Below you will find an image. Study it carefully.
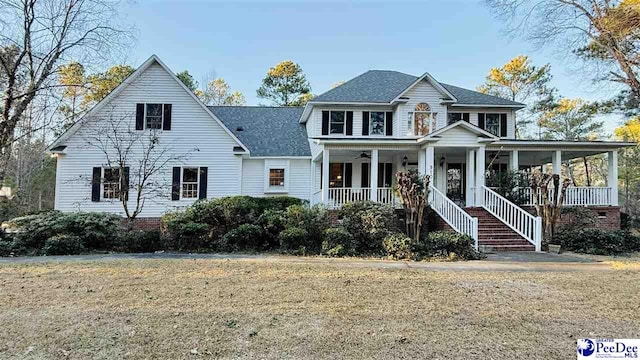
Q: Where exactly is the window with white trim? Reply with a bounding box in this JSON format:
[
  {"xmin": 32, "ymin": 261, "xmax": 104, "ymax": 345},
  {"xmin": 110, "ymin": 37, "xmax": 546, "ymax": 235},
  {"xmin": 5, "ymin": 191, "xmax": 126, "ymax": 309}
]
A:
[
  {"xmin": 103, "ymin": 168, "xmax": 120, "ymax": 199},
  {"xmin": 264, "ymin": 160, "xmax": 290, "ymax": 193},
  {"xmin": 269, "ymin": 168, "xmax": 285, "ymax": 187},
  {"xmin": 145, "ymin": 103, "xmax": 163, "ymax": 129},
  {"xmin": 485, "ymin": 113, "xmax": 500, "ymax": 136},
  {"xmin": 330, "ymin": 111, "xmax": 345, "ymax": 134},
  {"xmin": 407, "ymin": 103, "xmax": 436, "ymax": 136},
  {"xmin": 369, "ymin": 112, "xmax": 386, "ymax": 135},
  {"xmin": 181, "ymin": 167, "xmax": 199, "ymax": 199}
]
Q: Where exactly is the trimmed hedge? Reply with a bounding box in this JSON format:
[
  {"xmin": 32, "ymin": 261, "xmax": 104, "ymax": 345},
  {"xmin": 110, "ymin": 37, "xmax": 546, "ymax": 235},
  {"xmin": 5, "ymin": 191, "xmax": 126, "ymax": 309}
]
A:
[
  {"xmin": 553, "ymin": 228, "xmax": 640, "ymax": 255},
  {"xmin": 42, "ymin": 235, "xmax": 85, "ymax": 255},
  {"xmin": 221, "ymin": 224, "xmax": 265, "ymax": 251}
]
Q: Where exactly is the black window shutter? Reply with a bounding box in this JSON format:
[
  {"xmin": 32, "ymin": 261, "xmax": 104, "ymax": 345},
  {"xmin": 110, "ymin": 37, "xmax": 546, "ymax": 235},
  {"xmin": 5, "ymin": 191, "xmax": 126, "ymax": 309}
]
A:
[
  {"xmin": 362, "ymin": 112, "xmax": 369, "ymax": 135},
  {"xmin": 384, "ymin": 163, "xmax": 393, "ymax": 187},
  {"xmin": 463, "ymin": 113, "xmax": 470, "ymax": 122},
  {"xmin": 321, "ymin": 111, "xmax": 329, "ymax": 135},
  {"xmin": 171, "ymin": 167, "xmax": 180, "ymax": 201},
  {"xmin": 135, "ymin": 104, "xmax": 144, "ymax": 130},
  {"xmin": 377, "ymin": 163, "xmax": 385, "ymax": 188},
  {"xmin": 385, "ymin": 112, "xmax": 393, "ymax": 136},
  {"xmin": 478, "ymin": 113, "xmax": 485, "ymax": 129},
  {"xmin": 500, "ymin": 114, "xmax": 507, "ymax": 137},
  {"xmin": 163, "ymin": 104, "xmax": 172, "ymax": 130},
  {"xmin": 344, "ymin": 163, "xmax": 352, "ymax": 188},
  {"xmin": 199, "ymin": 167, "xmax": 208, "ymax": 200},
  {"xmin": 121, "ymin": 167, "xmax": 130, "ymax": 201},
  {"xmin": 91, "ymin": 167, "xmax": 101, "ymax": 202},
  {"xmin": 361, "ymin": 163, "xmax": 369, "ymax": 188},
  {"xmin": 320, "ymin": 163, "xmax": 322, "ymax": 187},
  {"xmin": 345, "ymin": 111, "xmax": 353, "ymax": 136}
]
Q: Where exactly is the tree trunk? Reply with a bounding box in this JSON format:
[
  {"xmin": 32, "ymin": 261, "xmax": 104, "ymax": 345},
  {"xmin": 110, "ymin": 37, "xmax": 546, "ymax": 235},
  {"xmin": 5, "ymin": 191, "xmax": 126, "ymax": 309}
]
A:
[{"xmin": 582, "ymin": 157, "xmax": 591, "ymax": 187}]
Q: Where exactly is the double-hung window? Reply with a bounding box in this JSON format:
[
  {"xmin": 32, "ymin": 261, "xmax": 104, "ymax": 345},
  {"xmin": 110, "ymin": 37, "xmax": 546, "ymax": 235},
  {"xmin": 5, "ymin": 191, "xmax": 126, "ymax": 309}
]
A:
[
  {"xmin": 264, "ymin": 160, "xmax": 290, "ymax": 193},
  {"xmin": 181, "ymin": 167, "xmax": 199, "ymax": 199},
  {"xmin": 103, "ymin": 168, "xmax": 120, "ymax": 199},
  {"xmin": 330, "ymin": 111, "xmax": 345, "ymax": 134},
  {"xmin": 485, "ymin": 113, "xmax": 500, "ymax": 136},
  {"xmin": 145, "ymin": 104, "xmax": 163, "ymax": 129},
  {"xmin": 369, "ymin": 112, "xmax": 386, "ymax": 135},
  {"xmin": 269, "ymin": 169, "xmax": 285, "ymax": 187}
]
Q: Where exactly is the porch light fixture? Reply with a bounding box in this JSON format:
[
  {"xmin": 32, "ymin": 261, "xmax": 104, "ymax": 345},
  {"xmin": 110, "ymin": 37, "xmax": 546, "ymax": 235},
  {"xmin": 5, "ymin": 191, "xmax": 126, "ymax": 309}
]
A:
[
  {"xmin": 439, "ymin": 156, "xmax": 446, "ymax": 167},
  {"xmin": 402, "ymin": 155, "xmax": 408, "ymax": 167}
]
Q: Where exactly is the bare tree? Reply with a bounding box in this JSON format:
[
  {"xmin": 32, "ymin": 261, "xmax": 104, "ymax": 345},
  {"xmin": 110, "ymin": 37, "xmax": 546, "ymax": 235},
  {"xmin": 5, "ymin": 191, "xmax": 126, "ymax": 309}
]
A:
[
  {"xmin": 0, "ymin": 0, "xmax": 132, "ymax": 183},
  {"xmin": 529, "ymin": 171, "xmax": 571, "ymax": 243},
  {"xmin": 486, "ymin": 0, "xmax": 640, "ymax": 103},
  {"xmin": 81, "ymin": 107, "xmax": 196, "ymax": 228},
  {"xmin": 394, "ymin": 170, "xmax": 430, "ymax": 243}
]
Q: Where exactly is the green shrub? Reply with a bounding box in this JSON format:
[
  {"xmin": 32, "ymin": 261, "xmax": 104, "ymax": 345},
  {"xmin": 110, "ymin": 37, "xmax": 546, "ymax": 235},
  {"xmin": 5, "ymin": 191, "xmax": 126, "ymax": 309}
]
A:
[
  {"xmin": 283, "ymin": 205, "xmax": 331, "ymax": 250},
  {"xmin": 421, "ymin": 231, "xmax": 483, "ymax": 260},
  {"xmin": 42, "ymin": 235, "xmax": 86, "ymax": 255},
  {"xmin": 161, "ymin": 196, "xmax": 304, "ymax": 248},
  {"xmin": 222, "ymin": 224, "xmax": 265, "ymax": 251},
  {"xmin": 338, "ymin": 201, "xmax": 396, "ymax": 254},
  {"xmin": 6, "ymin": 211, "xmax": 121, "ymax": 250},
  {"xmin": 256, "ymin": 210, "xmax": 286, "ymax": 249},
  {"xmin": 553, "ymin": 228, "xmax": 640, "ymax": 255},
  {"xmin": 383, "ymin": 232, "xmax": 414, "ymax": 260},
  {"xmin": 116, "ymin": 230, "xmax": 163, "ymax": 253},
  {"xmin": 278, "ymin": 227, "xmax": 309, "ymax": 251},
  {"xmin": 163, "ymin": 217, "xmax": 209, "ymax": 251},
  {"xmin": 322, "ymin": 227, "xmax": 354, "ymax": 256}
]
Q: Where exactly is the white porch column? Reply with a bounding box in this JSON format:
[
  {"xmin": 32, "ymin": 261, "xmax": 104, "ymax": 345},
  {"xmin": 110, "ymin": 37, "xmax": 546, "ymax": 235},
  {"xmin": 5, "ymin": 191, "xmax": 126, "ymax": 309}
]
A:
[
  {"xmin": 466, "ymin": 149, "xmax": 475, "ymax": 207},
  {"xmin": 608, "ymin": 150, "xmax": 619, "ymax": 206},
  {"xmin": 321, "ymin": 149, "xmax": 330, "ymax": 203},
  {"xmin": 509, "ymin": 150, "xmax": 519, "ymax": 172},
  {"xmin": 425, "ymin": 146, "xmax": 435, "ymax": 182},
  {"xmin": 370, "ymin": 149, "xmax": 379, "ymax": 201},
  {"xmin": 418, "ymin": 147, "xmax": 426, "ymax": 175},
  {"xmin": 475, "ymin": 146, "xmax": 485, "ymax": 206},
  {"xmin": 552, "ymin": 150, "xmax": 562, "ymax": 175}
]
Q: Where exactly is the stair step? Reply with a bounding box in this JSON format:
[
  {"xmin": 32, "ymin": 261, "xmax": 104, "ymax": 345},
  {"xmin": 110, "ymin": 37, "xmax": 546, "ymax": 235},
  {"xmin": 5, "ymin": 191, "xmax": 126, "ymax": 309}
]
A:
[
  {"xmin": 479, "ymin": 240, "xmax": 532, "ymax": 245},
  {"xmin": 479, "ymin": 244, "xmax": 536, "ymax": 252}
]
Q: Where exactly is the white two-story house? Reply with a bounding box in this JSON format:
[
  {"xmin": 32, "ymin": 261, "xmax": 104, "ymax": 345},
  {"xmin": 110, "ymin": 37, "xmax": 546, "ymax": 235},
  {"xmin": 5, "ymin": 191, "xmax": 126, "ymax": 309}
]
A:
[{"xmin": 49, "ymin": 55, "xmax": 632, "ymax": 251}]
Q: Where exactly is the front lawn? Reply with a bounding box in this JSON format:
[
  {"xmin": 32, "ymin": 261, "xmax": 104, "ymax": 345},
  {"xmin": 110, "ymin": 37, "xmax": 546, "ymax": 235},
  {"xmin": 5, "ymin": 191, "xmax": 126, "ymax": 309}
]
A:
[{"xmin": 1, "ymin": 258, "xmax": 639, "ymax": 359}]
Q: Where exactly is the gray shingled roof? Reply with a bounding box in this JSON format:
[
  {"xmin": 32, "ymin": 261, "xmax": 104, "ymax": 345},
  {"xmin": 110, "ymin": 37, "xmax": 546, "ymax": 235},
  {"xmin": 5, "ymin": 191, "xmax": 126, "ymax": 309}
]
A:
[
  {"xmin": 209, "ymin": 106, "xmax": 310, "ymax": 157},
  {"xmin": 311, "ymin": 70, "xmax": 524, "ymax": 107}
]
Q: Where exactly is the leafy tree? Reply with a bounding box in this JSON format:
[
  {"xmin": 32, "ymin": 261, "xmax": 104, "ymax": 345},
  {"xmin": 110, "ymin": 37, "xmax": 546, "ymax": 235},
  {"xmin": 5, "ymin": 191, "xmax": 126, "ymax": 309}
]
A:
[
  {"xmin": 478, "ymin": 55, "xmax": 554, "ymax": 138},
  {"xmin": 486, "ymin": 0, "xmax": 640, "ymax": 114},
  {"xmin": 538, "ymin": 98, "xmax": 605, "ymax": 186},
  {"xmin": 290, "ymin": 92, "xmax": 314, "ymax": 106},
  {"xmin": 84, "ymin": 65, "xmax": 135, "ymax": 105},
  {"xmin": 176, "ymin": 70, "xmax": 198, "ymax": 92},
  {"xmin": 200, "ymin": 78, "xmax": 246, "ymax": 106},
  {"xmin": 257, "ymin": 60, "xmax": 311, "ymax": 106},
  {"xmin": 614, "ymin": 118, "xmax": 640, "ymax": 217}
]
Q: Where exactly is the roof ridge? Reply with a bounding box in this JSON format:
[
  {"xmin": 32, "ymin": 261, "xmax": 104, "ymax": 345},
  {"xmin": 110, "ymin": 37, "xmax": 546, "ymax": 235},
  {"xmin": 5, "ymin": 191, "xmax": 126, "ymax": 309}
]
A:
[{"xmin": 208, "ymin": 105, "xmax": 304, "ymax": 109}]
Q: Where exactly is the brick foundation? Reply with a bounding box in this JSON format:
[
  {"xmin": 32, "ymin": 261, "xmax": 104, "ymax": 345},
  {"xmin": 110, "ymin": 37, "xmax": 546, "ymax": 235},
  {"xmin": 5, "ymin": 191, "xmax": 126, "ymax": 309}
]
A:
[
  {"xmin": 121, "ymin": 217, "xmax": 162, "ymax": 230},
  {"xmin": 522, "ymin": 206, "xmax": 621, "ymax": 230}
]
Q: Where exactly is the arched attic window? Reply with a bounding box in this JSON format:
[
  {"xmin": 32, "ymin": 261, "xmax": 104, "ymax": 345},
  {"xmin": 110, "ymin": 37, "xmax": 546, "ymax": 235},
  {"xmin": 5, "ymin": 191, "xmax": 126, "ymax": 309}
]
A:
[{"xmin": 408, "ymin": 102, "xmax": 437, "ymax": 136}]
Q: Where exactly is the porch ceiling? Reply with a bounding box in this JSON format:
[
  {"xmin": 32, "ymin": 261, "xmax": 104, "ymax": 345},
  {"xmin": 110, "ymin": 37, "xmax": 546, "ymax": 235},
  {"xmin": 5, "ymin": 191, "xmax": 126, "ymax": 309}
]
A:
[{"xmin": 487, "ymin": 149, "xmax": 611, "ymax": 166}]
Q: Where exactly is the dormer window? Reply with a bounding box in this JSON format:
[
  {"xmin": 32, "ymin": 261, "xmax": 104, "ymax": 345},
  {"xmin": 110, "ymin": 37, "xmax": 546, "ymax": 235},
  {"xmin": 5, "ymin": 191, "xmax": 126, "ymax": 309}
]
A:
[{"xmin": 408, "ymin": 103, "xmax": 436, "ymax": 136}]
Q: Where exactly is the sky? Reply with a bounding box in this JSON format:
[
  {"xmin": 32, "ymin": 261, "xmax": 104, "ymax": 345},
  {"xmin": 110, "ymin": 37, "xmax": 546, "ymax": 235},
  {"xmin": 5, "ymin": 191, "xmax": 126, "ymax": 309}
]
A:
[{"xmin": 120, "ymin": 0, "xmax": 624, "ymax": 132}]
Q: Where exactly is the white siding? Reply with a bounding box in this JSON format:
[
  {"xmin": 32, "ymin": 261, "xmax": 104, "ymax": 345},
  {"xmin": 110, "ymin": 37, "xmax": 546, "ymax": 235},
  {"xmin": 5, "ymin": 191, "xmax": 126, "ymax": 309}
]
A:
[
  {"xmin": 55, "ymin": 62, "xmax": 243, "ymax": 217},
  {"xmin": 432, "ymin": 127, "xmax": 482, "ymax": 147},
  {"xmin": 241, "ymin": 159, "xmax": 311, "ymax": 200},
  {"xmin": 399, "ymin": 80, "xmax": 448, "ymax": 136}
]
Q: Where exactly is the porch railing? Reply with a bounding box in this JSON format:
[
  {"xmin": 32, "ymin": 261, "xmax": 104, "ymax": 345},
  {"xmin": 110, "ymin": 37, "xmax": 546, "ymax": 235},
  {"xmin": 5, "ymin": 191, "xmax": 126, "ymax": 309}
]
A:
[
  {"xmin": 482, "ymin": 186, "xmax": 542, "ymax": 251},
  {"xmin": 494, "ymin": 186, "xmax": 613, "ymax": 207},
  {"xmin": 322, "ymin": 187, "xmax": 397, "ymax": 209},
  {"xmin": 429, "ymin": 185, "xmax": 478, "ymax": 249}
]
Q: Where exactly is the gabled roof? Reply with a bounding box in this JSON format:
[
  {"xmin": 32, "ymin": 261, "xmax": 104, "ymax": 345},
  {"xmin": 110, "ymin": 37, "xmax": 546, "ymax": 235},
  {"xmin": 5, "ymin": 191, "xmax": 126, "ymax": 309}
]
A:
[
  {"xmin": 309, "ymin": 70, "xmax": 524, "ymax": 107},
  {"xmin": 209, "ymin": 106, "xmax": 311, "ymax": 157},
  {"xmin": 420, "ymin": 120, "xmax": 499, "ymax": 143},
  {"xmin": 48, "ymin": 55, "xmax": 248, "ymax": 152}
]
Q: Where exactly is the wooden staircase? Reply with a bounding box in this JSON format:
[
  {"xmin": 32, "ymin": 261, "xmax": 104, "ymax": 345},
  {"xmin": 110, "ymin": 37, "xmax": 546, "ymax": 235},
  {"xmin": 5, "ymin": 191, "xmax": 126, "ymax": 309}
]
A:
[{"xmin": 464, "ymin": 208, "xmax": 535, "ymax": 252}]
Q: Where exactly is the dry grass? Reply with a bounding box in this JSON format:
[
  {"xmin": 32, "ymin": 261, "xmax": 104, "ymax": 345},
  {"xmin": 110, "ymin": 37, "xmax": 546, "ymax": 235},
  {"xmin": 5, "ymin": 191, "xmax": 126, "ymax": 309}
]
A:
[{"xmin": 0, "ymin": 258, "xmax": 639, "ymax": 359}]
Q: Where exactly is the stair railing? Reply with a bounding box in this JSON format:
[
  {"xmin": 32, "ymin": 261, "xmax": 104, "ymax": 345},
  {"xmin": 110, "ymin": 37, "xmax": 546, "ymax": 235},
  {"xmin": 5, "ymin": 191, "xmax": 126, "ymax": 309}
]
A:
[
  {"xmin": 481, "ymin": 186, "xmax": 542, "ymax": 251},
  {"xmin": 429, "ymin": 185, "xmax": 478, "ymax": 250}
]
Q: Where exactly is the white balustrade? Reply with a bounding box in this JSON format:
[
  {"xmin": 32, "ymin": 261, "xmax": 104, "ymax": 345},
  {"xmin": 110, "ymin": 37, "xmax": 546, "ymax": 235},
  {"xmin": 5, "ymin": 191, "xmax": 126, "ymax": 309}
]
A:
[
  {"xmin": 482, "ymin": 186, "xmax": 542, "ymax": 251},
  {"xmin": 429, "ymin": 185, "xmax": 478, "ymax": 249},
  {"xmin": 515, "ymin": 187, "xmax": 612, "ymax": 207}
]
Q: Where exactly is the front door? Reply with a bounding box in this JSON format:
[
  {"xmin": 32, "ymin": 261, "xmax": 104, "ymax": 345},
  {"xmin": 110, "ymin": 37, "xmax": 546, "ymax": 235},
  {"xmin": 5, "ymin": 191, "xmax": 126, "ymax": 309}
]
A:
[{"xmin": 446, "ymin": 163, "xmax": 466, "ymax": 206}]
